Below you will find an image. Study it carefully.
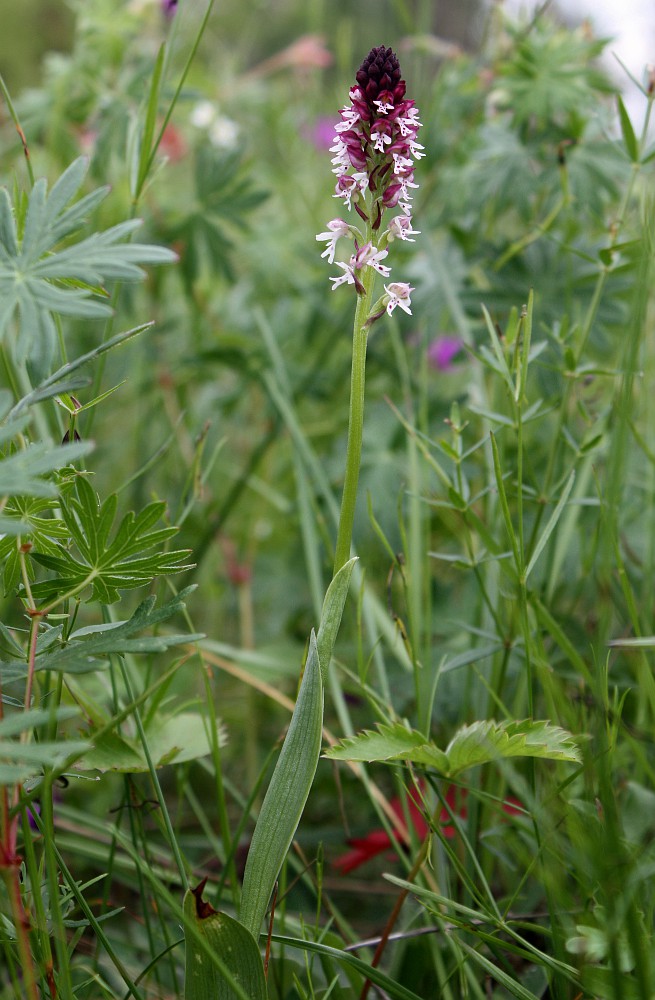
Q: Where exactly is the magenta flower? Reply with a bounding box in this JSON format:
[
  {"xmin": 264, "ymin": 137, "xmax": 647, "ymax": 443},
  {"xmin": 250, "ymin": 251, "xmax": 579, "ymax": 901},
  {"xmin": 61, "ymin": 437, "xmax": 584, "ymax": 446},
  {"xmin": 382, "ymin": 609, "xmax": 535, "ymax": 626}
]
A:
[
  {"xmin": 428, "ymin": 336, "xmax": 463, "ymax": 372},
  {"xmin": 318, "ymin": 45, "xmax": 422, "ymax": 312},
  {"xmin": 307, "ymin": 117, "xmax": 340, "ymax": 151},
  {"xmin": 161, "ymin": 0, "xmax": 177, "ymax": 17}
]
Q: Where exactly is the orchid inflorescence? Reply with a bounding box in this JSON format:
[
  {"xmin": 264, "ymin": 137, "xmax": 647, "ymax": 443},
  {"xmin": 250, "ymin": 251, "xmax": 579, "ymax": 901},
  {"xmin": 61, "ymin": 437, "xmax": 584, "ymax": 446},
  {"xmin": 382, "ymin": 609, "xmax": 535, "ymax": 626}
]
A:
[{"xmin": 317, "ymin": 45, "xmax": 423, "ymax": 318}]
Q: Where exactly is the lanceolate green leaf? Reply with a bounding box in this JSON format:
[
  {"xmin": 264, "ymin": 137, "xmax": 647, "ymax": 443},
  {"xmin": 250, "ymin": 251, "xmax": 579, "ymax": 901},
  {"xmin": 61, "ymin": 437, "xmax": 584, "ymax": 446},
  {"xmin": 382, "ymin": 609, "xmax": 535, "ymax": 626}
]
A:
[
  {"xmin": 183, "ymin": 882, "xmax": 267, "ymax": 1000},
  {"xmin": 239, "ymin": 630, "xmax": 323, "ymax": 938},
  {"xmin": 238, "ymin": 560, "xmax": 354, "ymax": 938},
  {"xmin": 316, "ymin": 557, "xmax": 356, "ymax": 680}
]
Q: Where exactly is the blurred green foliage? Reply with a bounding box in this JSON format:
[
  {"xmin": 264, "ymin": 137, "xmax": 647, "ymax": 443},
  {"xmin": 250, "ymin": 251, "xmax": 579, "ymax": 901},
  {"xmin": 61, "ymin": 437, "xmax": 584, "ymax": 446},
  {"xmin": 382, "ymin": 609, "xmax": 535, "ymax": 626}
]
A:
[{"xmin": 1, "ymin": 0, "xmax": 655, "ymax": 996}]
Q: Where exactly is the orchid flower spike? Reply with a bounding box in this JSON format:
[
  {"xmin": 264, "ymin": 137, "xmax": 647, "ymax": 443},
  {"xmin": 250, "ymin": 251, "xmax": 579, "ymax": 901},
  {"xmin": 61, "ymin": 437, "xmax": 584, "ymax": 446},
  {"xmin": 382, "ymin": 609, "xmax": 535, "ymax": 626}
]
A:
[{"xmin": 317, "ymin": 45, "xmax": 422, "ymax": 314}]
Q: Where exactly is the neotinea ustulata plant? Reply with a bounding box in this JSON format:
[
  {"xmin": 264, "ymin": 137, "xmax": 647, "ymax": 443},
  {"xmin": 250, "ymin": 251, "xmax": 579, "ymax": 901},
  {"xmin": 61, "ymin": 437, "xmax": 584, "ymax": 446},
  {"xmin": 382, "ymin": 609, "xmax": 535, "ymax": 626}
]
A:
[{"xmin": 182, "ymin": 44, "xmax": 580, "ymax": 997}]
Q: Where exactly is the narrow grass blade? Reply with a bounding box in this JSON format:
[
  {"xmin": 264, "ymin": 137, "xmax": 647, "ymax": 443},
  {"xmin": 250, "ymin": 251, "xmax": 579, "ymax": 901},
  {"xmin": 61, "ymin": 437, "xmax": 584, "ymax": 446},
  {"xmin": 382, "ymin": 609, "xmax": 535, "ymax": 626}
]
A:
[
  {"xmin": 525, "ymin": 471, "xmax": 575, "ymax": 580},
  {"xmin": 481, "ymin": 304, "xmax": 514, "ymax": 391},
  {"xmin": 134, "ymin": 43, "xmax": 166, "ymax": 199},
  {"xmin": 490, "ymin": 431, "xmax": 521, "ymax": 573}
]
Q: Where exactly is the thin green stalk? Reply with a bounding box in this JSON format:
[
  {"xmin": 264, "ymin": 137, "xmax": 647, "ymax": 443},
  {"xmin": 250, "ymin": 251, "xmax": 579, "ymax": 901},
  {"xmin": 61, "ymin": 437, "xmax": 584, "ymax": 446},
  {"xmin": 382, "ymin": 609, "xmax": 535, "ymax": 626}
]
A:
[
  {"xmin": 19, "ymin": 806, "xmax": 55, "ymax": 990},
  {"xmin": 333, "ymin": 267, "xmax": 376, "ymax": 575},
  {"xmin": 0, "ymin": 73, "xmax": 34, "ymax": 187},
  {"xmin": 101, "ymin": 618, "xmax": 189, "ymax": 892},
  {"xmin": 40, "ymin": 775, "xmax": 74, "ymax": 999}
]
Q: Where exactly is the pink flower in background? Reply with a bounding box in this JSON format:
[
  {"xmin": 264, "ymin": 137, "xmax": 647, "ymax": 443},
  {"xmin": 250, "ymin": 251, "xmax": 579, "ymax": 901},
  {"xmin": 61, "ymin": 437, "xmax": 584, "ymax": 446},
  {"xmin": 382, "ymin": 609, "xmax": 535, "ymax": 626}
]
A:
[
  {"xmin": 307, "ymin": 117, "xmax": 340, "ymax": 151},
  {"xmin": 428, "ymin": 336, "xmax": 463, "ymax": 372},
  {"xmin": 161, "ymin": 0, "xmax": 177, "ymax": 17}
]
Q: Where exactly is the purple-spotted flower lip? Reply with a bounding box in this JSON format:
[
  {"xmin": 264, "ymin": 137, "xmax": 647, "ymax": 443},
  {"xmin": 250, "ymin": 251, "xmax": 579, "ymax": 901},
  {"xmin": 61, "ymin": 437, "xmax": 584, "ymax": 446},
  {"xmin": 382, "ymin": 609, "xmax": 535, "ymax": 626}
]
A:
[
  {"xmin": 318, "ymin": 45, "xmax": 421, "ymax": 311},
  {"xmin": 330, "ymin": 241, "xmax": 391, "ymax": 293},
  {"xmin": 384, "ymin": 282, "xmax": 414, "ymax": 316}
]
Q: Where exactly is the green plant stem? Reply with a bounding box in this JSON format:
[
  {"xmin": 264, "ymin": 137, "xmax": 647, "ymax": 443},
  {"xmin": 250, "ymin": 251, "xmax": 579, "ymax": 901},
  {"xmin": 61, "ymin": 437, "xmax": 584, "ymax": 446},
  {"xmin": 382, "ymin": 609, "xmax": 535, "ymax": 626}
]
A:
[{"xmin": 333, "ymin": 269, "xmax": 376, "ymax": 575}]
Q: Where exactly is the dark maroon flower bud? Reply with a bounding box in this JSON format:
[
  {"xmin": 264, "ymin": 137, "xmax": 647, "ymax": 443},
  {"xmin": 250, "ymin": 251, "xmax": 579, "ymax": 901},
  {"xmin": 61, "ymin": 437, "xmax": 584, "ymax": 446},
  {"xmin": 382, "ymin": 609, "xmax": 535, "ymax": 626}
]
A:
[{"xmin": 355, "ymin": 46, "xmax": 406, "ymax": 112}]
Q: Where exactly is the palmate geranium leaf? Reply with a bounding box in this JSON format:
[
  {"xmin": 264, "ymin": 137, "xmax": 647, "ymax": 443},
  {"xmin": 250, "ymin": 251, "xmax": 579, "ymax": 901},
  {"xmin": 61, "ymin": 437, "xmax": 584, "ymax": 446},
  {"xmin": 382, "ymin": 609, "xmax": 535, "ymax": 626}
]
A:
[
  {"xmin": 0, "ymin": 157, "xmax": 177, "ymax": 374},
  {"xmin": 29, "ymin": 475, "xmax": 193, "ymax": 606}
]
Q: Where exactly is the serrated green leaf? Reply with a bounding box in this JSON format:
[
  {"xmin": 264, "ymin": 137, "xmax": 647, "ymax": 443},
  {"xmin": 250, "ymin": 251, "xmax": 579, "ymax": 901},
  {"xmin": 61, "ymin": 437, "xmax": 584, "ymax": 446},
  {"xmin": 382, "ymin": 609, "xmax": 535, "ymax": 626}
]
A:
[
  {"xmin": 445, "ymin": 719, "xmax": 581, "ymax": 776},
  {"xmin": 323, "ymin": 722, "xmax": 448, "ymax": 771},
  {"xmin": 183, "ymin": 884, "xmax": 267, "ymax": 1000},
  {"xmin": 325, "ymin": 719, "xmax": 579, "ymax": 777}
]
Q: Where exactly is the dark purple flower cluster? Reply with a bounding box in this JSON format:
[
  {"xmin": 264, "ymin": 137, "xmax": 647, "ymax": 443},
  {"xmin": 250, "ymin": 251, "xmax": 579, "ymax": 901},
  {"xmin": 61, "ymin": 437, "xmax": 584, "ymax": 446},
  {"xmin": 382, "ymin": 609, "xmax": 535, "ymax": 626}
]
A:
[
  {"xmin": 317, "ymin": 46, "xmax": 422, "ymax": 315},
  {"xmin": 331, "ymin": 45, "xmax": 423, "ymax": 230}
]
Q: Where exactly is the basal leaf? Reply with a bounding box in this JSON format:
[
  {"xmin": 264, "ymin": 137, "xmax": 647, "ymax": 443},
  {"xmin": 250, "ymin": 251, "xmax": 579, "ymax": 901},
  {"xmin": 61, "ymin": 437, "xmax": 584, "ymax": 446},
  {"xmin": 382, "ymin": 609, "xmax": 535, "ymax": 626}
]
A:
[
  {"xmin": 316, "ymin": 556, "xmax": 356, "ymax": 681},
  {"xmin": 79, "ymin": 711, "xmax": 226, "ymax": 773},
  {"xmin": 183, "ymin": 881, "xmax": 267, "ymax": 1000},
  {"xmin": 240, "ymin": 629, "xmax": 324, "ymax": 939}
]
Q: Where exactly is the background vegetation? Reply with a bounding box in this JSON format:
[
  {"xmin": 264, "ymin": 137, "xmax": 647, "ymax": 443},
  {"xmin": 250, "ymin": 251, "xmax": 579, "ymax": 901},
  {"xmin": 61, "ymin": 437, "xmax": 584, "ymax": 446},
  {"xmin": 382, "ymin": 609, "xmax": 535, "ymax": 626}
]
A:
[{"xmin": 0, "ymin": 1, "xmax": 654, "ymax": 998}]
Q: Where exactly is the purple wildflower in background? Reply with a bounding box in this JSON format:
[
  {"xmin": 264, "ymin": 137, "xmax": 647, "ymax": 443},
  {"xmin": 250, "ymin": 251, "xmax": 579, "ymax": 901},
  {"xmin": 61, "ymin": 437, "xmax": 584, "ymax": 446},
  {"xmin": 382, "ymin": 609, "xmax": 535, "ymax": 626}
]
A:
[
  {"xmin": 307, "ymin": 117, "xmax": 340, "ymax": 151},
  {"xmin": 427, "ymin": 336, "xmax": 463, "ymax": 372},
  {"xmin": 317, "ymin": 45, "xmax": 423, "ymax": 318},
  {"xmin": 161, "ymin": 0, "xmax": 178, "ymax": 17}
]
